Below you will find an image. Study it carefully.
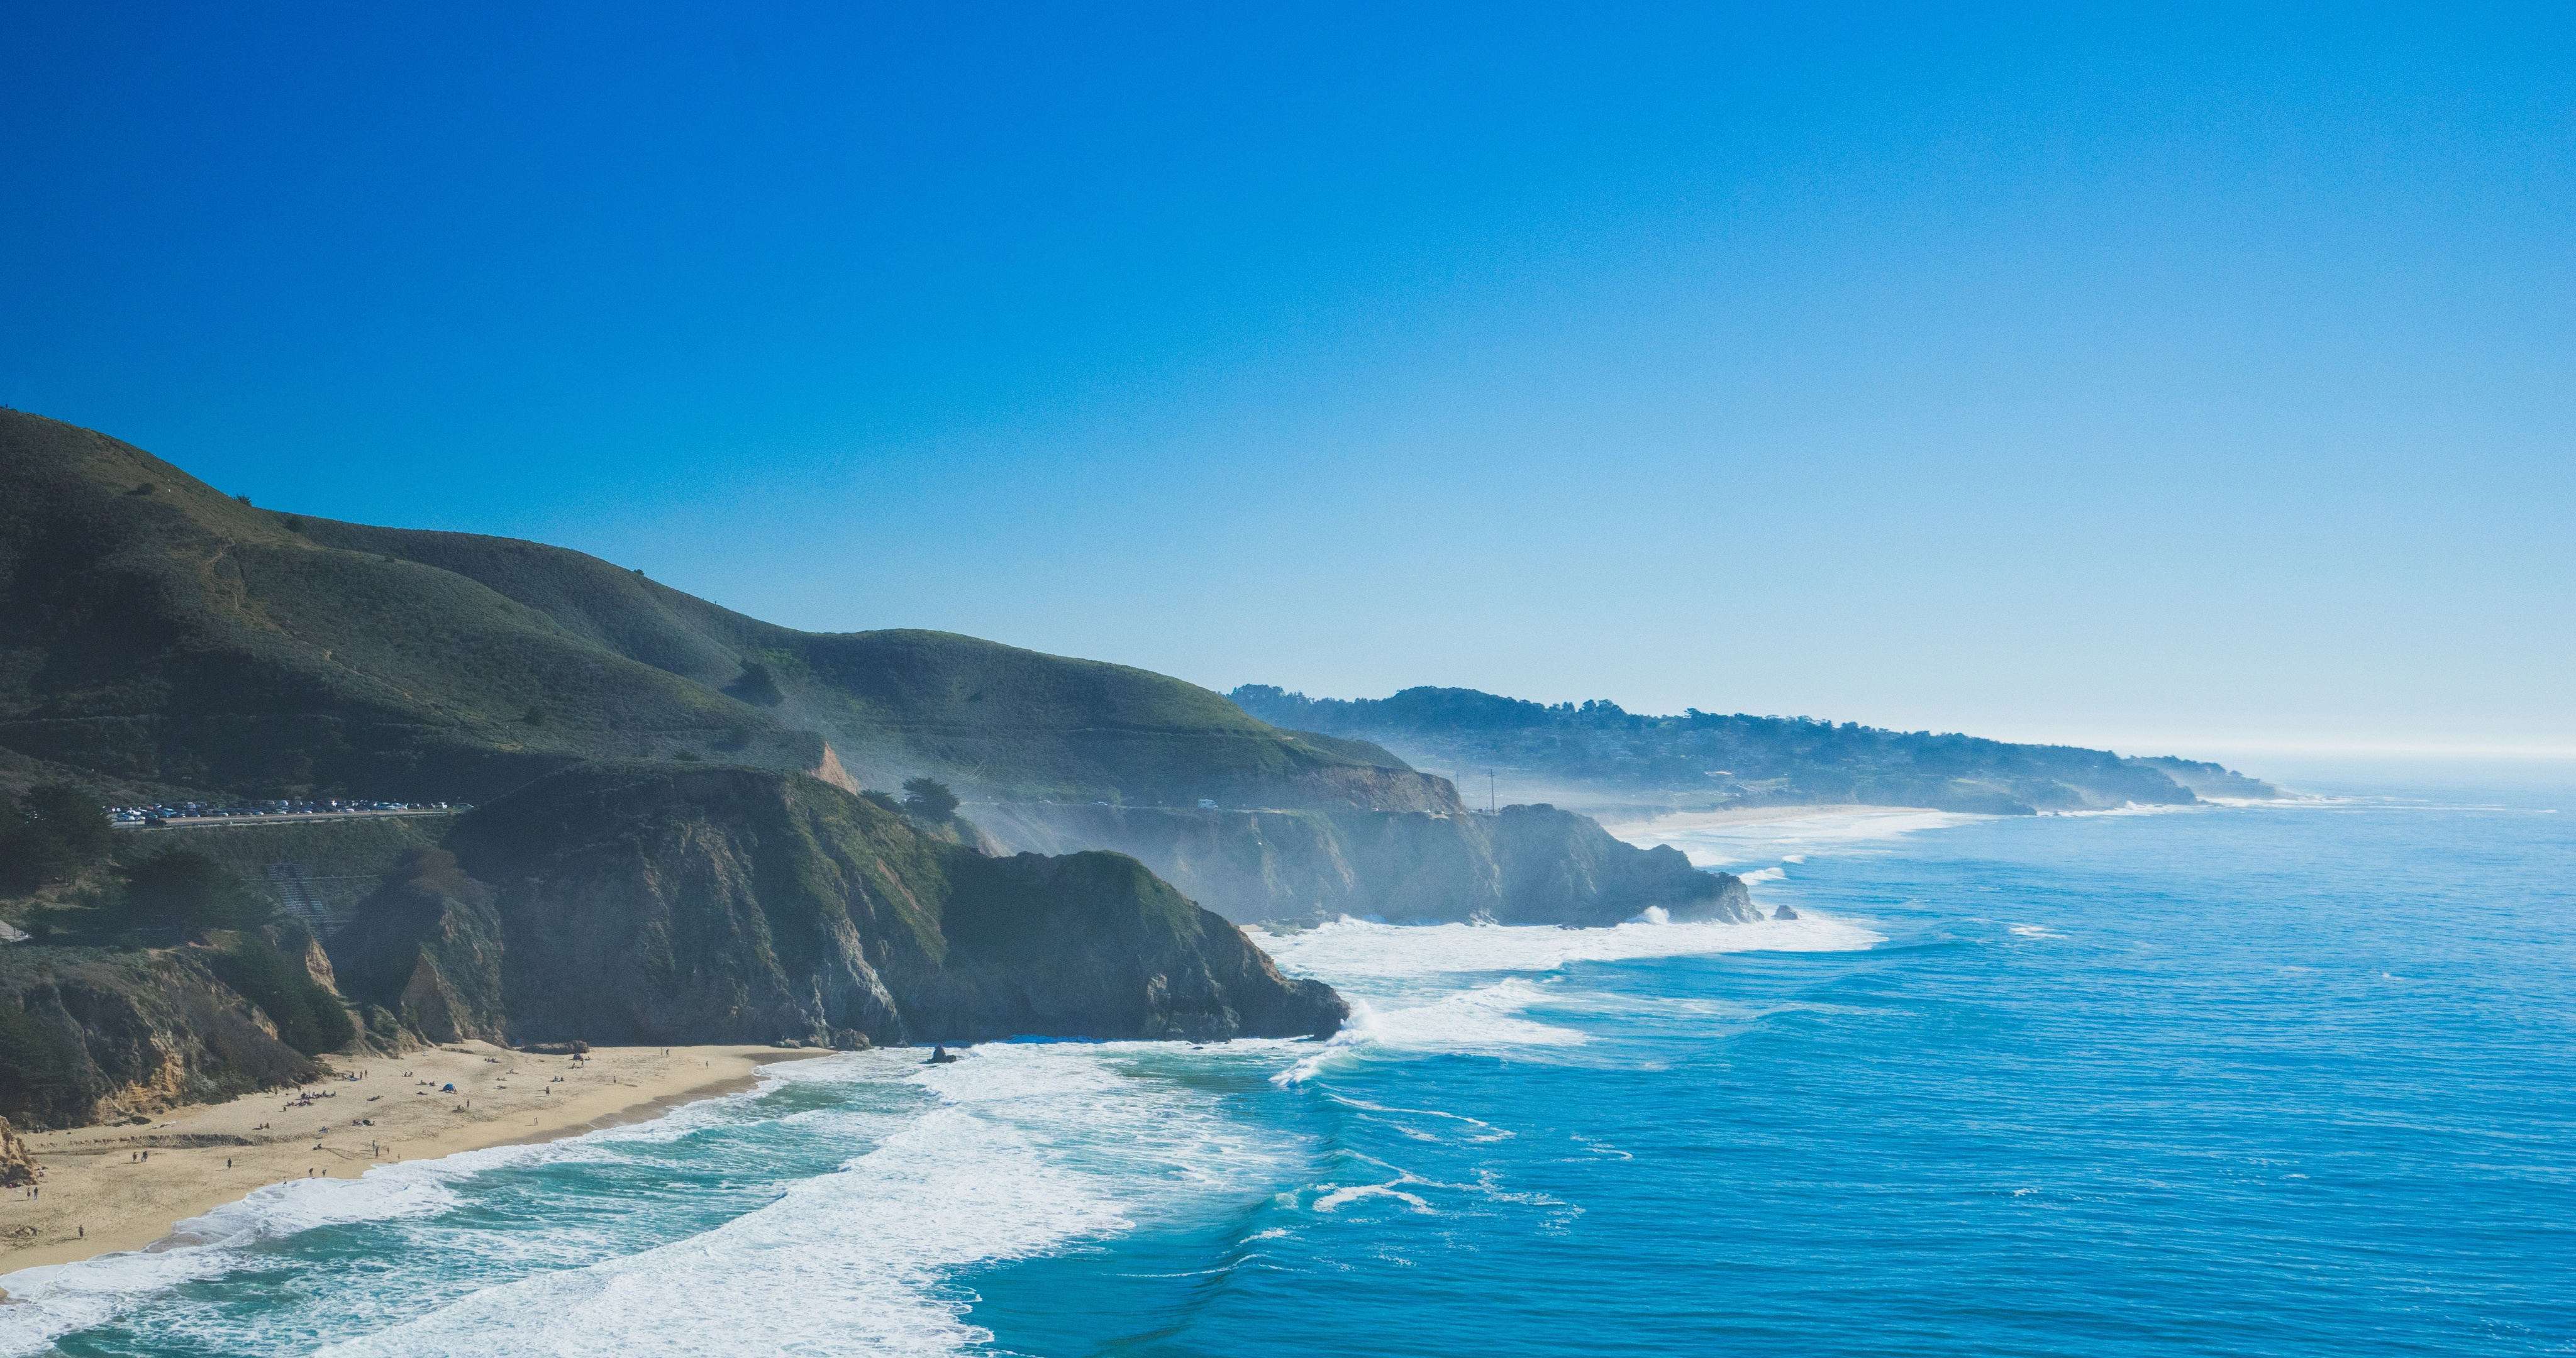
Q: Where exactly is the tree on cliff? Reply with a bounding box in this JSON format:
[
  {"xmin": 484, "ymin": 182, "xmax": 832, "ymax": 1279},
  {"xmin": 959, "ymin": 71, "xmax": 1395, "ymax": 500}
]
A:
[
  {"xmin": 119, "ymin": 849, "xmax": 269, "ymax": 939},
  {"xmin": 902, "ymin": 777, "xmax": 960, "ymax": 822},
  {"xmin": 0, "ymin": 782, "xmax": 115, "ymax": 892}
]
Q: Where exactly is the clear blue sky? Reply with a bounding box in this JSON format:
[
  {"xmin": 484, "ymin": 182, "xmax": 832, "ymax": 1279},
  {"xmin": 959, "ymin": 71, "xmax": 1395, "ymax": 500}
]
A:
[{"xmin": 5, "ymin": 4, "xmax": 2569, "ymax": 756}]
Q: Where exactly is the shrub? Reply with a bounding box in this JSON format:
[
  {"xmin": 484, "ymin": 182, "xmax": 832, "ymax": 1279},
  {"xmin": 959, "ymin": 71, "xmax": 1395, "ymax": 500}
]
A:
[
  {"xmin": 207, "ymin": 935, "xmax": 355, "ymax": 1056},
  {"xmin": 0, "ymin": 783, "xmax": 114, "ymax": 893},
  {"xmin": 0, "ymin": 1001, "xmax": 86, "ymax": 1124},
  {"xmin": 726, "ymin": 662, "xmax": 786, "ymax": 707},
  {"xmin": 120, "ymin": 849, "xmax": 269, "ymax": 939},
  {"xmin": 901, "ymin": 777, "xmax": 960, "ymax": 822}
]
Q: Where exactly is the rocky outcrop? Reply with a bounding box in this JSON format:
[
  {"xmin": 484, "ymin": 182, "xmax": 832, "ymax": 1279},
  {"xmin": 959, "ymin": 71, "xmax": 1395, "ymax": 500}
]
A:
[
  {"xmin": 422, "ymin": 764, "xmax": 1343, "ymax": 1046},
  {"xmin": 0, "ymin": 1115, "xmax": 38, "ymax": 1187},
  {"xmin": 262, "ymin": 919, "xmax": 341, "ymax": 995},
  {"xmin": 2123, "ymin": 756, "xmax": 2281, "ymax": 800},
  {"xmin": 0, "ymin": 947, "xmax": 319, "ymax": 1130},
  {"xmin": 898, "ymin": 850, "xmax": 1343, "ymax": 1041},
  {"xmin": 978, "ymin": 800, "xmax": 1758, "ymax": 927},
  {"xmin": 329, "ymin": 847, "xmax": 509, "ymax": 1045},
  {"xmin": 1482, "ymin": 804, "xmax": 1754, "ymax": 926}
]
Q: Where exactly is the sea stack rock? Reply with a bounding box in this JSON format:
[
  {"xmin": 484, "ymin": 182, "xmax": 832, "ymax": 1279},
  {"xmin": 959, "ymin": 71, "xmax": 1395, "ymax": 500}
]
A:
[
  {"xmin": 1771, "ymin": 904, "xmax": 1799, "ymax": 920},
  {"xmin": 0, "ymin": 1115, "xmax": 40, "ymax": 1187}
]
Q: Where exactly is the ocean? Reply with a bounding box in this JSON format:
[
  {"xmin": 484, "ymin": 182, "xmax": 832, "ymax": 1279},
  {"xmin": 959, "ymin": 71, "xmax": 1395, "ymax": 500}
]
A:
[{"xmin": 4, "ymin": 763, "xmax": 2570, "ymax": 1356}]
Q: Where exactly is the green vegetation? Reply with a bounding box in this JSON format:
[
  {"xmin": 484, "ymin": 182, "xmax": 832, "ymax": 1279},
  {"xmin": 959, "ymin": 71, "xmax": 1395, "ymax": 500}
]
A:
[
  {"xmin": 1228, "ymin": 685, "xmax": 2273, "ymax": 814},
  {"xmin": 153, "ymin": 814, "xmax": 444, "ymax": 925},
  {"xmin": 0, "ymin": 409, "xmax": 1444, "ymax": 813},
  {"xmin": 0, "ymin": 995, "xmax": 87, "ymax": 1118},
  {"xmin": 119, "ymin": 847, "xmax": 270, "ymax": 939},
  {"xmin": 0, "ymin": 782, "xmax": 114, "ymax": 892},
  {"xmin": 425, "ymin": 764, "xmax": 1341, "ymax": 1045},
  {"xmin": 902, "ymin": 776, "xmax": 960, "ymax": 822},
  {"xmin": 205, "ymin": 933, "xmax": 355, "ymax": 1055}
]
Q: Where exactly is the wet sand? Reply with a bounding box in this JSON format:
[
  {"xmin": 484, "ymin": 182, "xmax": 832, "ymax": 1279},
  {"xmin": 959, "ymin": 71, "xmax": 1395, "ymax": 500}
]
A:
[{"xmin": 0, "ymin": 1042, "xmax": 830, "ymax": 1274}]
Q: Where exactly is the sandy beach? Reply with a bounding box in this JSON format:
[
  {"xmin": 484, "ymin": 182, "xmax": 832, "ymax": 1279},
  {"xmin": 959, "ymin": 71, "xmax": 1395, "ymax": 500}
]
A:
[
  {"xmin": 1594, "ymin": 803, "xmax": 1943, "ymax": 837},
  {"xmin": 0, "ymin": 1042, "xmax": 830, "ymax": 1275}
]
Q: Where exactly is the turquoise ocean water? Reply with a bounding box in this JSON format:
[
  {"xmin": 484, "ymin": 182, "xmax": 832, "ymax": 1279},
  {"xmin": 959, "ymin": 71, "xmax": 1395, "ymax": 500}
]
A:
[{"xmin": 4, "ymin": 765, "xmax": 2570, "ymax": 1355}]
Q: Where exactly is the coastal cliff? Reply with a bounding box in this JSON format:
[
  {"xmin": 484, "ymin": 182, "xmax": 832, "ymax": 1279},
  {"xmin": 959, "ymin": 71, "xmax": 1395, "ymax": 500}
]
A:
[
  {"xmin": 339, "ymin": 765, "xmax": 1345, "ymax": 1047},
  {"xmin": 0, "ymin": 947, "xmax": 321, "ymax": 1129},
  {"xmin": 977, "ymin": 801, "xmax": 1756, "ymax": 927},
  {"xmin": 330, "ymin": 847, "xmax": 509, "ymax": 1046},
  {"xmin": 1, "ymin": 768, "xmax": 1346, "ymax": 1131}
]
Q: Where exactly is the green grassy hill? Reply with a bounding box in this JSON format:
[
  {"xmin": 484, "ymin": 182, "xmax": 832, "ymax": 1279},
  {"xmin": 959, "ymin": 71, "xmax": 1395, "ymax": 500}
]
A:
[{"xmin": 0, "ymin": 410, "xmax": 1449, "ymax": 811}]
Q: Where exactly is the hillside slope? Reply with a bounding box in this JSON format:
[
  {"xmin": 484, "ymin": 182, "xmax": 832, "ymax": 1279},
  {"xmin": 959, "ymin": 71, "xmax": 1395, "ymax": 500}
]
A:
[
  {"xmin": 1231, "ymin": 685, "xmax": 2279, "ymax": 815},
  {"xmin": 0, "ymin": 409, "xmax": 1446, "ymax": 811}
]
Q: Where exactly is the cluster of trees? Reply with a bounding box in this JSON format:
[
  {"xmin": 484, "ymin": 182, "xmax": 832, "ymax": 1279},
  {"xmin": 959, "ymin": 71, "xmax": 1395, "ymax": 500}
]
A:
[
  {"xmin": 858, "ymin": 778, "xmax": 961, "ymax": 824},
  {"xmin": 0, "ymin": 776, "xmax": 276, "ymax": 944},
  {"xmin": 109, "ymin": 847, "xmax": 353, "ymax": 1052},
  {"xmin": 117, "ymin": 847, "xmax": 272, "ymax": 938},
  {"xmin": 0, "ymin": 783, "xmax": 116, "ymax": 893},
  {"xmin": 3, "ymin": 807, "xmax": 357, "ymax": 1054},
  {"xmin": 901, "ymin": 777, "xmax": 960, "ymax": 822}
]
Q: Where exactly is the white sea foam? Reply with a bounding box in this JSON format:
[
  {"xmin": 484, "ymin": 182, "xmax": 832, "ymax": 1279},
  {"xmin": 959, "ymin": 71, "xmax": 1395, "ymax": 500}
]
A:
[
  {"xmin": 0, "ymin": 1066, "xmax": 827, "ymax": 1354},
  {"xmin": 293, "ymin": 1043, "xmax": 1289, "ymax": 1357},
  {"xmin": 1609, "ymin": 808, "xmax": 1987, "ymax": 868},
  {"xmin": 0, "ymin": 1151, "xmax": 500, "ymax": 1352},
  {"xmin": 0, "ymin": 1045, "xmax": 1288, "ymax": 1357},
  {"xmin": 1254, "ymin": 913, "xmax": 1879, "ymax": 983},
  {"xmin": 1259, "ymin": 915, "xmax": 1879, "ymax": 1086}
]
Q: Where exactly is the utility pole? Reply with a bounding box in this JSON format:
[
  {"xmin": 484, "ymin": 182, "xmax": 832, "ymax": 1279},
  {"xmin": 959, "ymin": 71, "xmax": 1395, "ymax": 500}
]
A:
[{"xmin": 1487, "ymin": 769, "xmax": 1496, "ymax": 814}]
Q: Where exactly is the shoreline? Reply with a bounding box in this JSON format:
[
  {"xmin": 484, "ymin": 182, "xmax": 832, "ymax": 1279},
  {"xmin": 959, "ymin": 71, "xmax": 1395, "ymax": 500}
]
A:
[
  {"xmin": 1594, "ymin": 803, "xmax": 1946, "ymax": 836},
  {"xmin": 0, "ymin": 1042, "xmax": 833, "ymax": 1277}
]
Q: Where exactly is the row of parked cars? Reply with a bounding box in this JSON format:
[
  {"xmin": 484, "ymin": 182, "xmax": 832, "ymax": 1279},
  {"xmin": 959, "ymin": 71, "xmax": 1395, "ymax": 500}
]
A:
[{"xmin": 106, "ymin": 798, "xmax": 463, "ymax": 825}]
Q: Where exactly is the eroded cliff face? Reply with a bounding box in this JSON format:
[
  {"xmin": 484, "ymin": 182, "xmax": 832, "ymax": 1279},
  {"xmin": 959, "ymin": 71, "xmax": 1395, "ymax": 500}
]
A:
[
  {"xmin": 411, "ymin": 765, "xmax": 1344, "ymax": 1046},
  {"xmin": 0, "ymin": 948, "xmax": 319, "ymax": 1130},
  {"xmin": 0, "ymin": 1115, "xmax": 39, "ymax": 1186},
  {"xmin": 330, "ymin": 847, "xmax": 509, "ymax": 1045},
  {"xmin": 3, "ymin": 768, "xmax": 1351, "ymax": 1132},
  {"xmin": 976, "ymin": 801, "xmax": 1757, "ymax": 927},
  {"xmin": 898, "ymin": 850, "xmax": 1342, "ymax": 1041}
]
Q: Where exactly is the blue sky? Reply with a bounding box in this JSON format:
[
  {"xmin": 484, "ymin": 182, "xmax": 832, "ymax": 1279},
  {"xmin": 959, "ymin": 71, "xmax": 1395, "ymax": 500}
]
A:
[{"xmin": 5, "ymin": 4, "xmax": 2570, "ymax": 755}]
